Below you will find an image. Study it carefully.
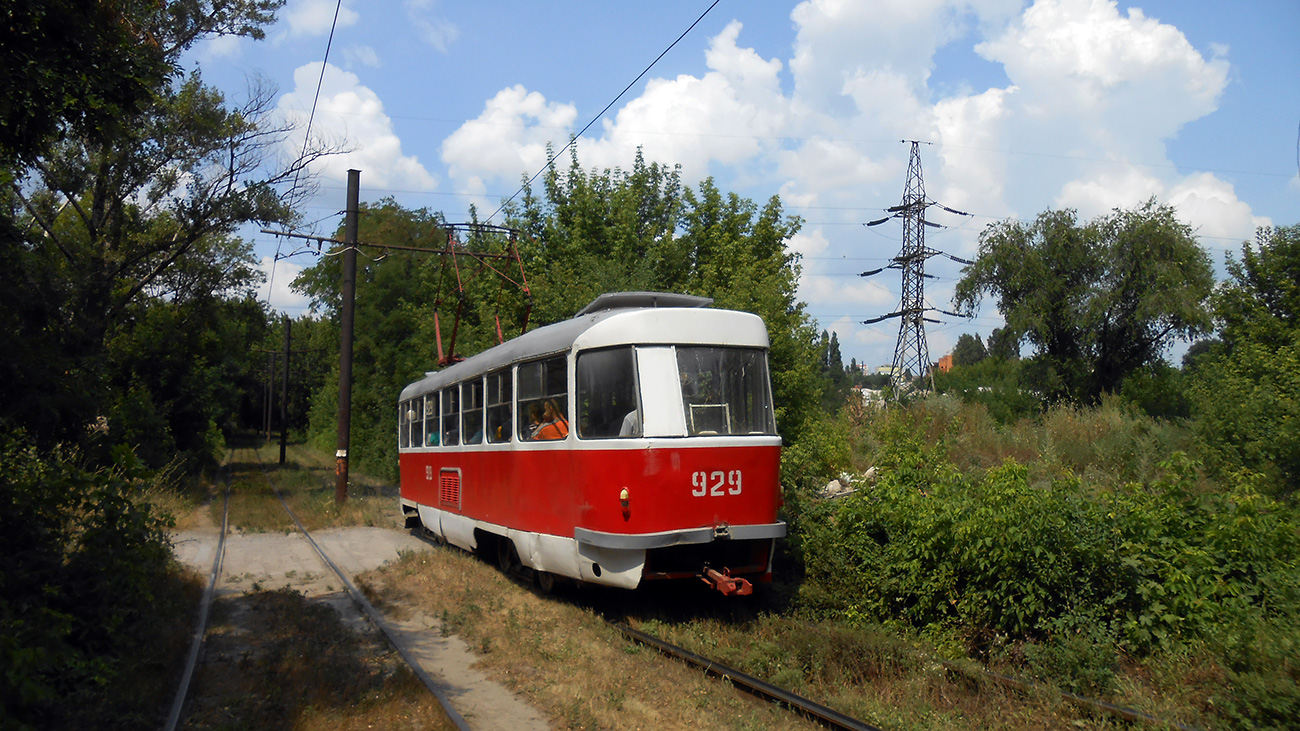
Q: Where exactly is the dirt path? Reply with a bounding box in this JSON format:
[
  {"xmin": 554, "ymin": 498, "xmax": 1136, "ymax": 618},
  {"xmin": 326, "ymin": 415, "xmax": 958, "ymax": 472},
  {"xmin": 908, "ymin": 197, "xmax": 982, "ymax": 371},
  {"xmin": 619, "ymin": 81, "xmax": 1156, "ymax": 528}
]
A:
[{"xmin": 172, "ymin": 523, "xmax": 549, "ymax": 730}]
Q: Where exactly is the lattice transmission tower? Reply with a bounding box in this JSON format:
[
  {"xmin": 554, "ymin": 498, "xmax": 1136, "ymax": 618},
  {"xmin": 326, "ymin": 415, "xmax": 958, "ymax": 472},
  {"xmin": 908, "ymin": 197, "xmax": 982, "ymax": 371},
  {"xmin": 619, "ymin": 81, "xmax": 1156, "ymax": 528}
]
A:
[{"xmin": 861, "ymin": 141, "xmax": 972, "ymax": 396}]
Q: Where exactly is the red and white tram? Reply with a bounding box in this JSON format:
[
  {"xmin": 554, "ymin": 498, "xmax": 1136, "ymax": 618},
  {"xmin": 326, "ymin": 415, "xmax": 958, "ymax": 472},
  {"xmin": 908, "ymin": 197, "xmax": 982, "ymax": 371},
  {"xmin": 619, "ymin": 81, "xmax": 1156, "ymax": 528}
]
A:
[{"xmin": 397, "ymin": 292, "xmax": 785, "ymax": 594}]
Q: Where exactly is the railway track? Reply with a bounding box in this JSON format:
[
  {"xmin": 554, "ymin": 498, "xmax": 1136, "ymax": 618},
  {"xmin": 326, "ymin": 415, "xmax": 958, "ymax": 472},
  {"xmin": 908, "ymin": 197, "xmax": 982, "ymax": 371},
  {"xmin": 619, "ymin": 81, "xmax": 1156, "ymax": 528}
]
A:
[
  {"xmin": 164, "ymin": 447, "xmax": 472, "ymax": 731},
  {"xmin": 165, "ymin": 446, "xmax": 1196, "ymax": 731}
]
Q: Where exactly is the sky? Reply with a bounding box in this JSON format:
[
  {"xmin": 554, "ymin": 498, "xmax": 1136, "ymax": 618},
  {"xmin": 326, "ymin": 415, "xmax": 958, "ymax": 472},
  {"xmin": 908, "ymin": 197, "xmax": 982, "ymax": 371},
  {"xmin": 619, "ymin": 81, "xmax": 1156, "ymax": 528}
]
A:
[{"xmin": 191, "ymin": 0, "xmax": 1300, "ymax": 371}]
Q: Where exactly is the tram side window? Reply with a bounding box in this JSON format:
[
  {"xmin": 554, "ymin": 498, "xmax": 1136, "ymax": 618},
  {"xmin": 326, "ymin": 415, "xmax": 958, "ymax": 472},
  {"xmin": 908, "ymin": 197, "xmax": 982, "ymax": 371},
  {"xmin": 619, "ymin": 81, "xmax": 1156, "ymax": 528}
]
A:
[
  {"xmin": 441, "ymin": 386, "xmax": 460, "ymax": 446},
  {"xmin": 410, "ymin": 397, "xmax": 424, "ymax": 447},
  {"xmin": 462, "ymin": 380, "xmax": 485, "ymax": 444},
  {"xmin": 486, "ymin": 370, "xmax": 512, "ymax": 443},
  {"xmin": 424, "ymin": 392, "xmax": 440, "ymax": 446},
  {"xmin": 676, "ymin": 347, "xmax": 777, "ymax": 436},
  {"xmin": 517, "ymin": 356, "xmax": 569, "ymax": 441},
  {"xmin": 398, "ymin": 402, "xmax": 410, "ymax": 449},
  {"xmin": 577, "ymin": 347, "xmax": 639, "ymax": 439}
]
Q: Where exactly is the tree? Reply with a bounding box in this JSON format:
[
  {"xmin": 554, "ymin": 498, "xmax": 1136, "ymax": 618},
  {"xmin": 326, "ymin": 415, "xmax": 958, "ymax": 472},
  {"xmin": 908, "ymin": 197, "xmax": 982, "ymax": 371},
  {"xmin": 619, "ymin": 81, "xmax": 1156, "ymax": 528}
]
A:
[
  {"xmin": 987, "ymin": 326, "xmax": 1020, "ymax": 361},
  {"xmin": 1192, "ymin": 225, "xmax": 1300, "ymax": 497},
  {"xmin": 953, "ymin": 201, "xmax": 1213, "ymax": 403},
  {"xmin": 295, "ymin": 199, "xmax": 453, "ymax": 478},
  {"xmin": 296, "ymin": 149, "xmax": 825, "ymax": 479},
  {"xmin": 952, "ymin": 333, "xmax": 987, "ymax": 367},
  {"xmin": 2, "ymin": 2, "xmax": 327, "ymax": 448}
]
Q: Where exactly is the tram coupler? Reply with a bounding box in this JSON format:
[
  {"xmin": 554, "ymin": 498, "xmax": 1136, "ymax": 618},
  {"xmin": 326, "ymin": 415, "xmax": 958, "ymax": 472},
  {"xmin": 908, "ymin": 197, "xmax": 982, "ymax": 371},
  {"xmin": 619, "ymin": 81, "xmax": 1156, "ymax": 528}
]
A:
[{"xmin": 700, "ymin": 567, "xmax": 753, "ymax": 596}]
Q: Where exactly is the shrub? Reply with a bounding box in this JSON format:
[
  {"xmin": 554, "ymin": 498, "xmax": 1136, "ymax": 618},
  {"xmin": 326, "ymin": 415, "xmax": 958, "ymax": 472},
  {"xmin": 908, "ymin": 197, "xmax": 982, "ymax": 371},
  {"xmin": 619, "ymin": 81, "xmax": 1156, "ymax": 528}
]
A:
[
  {"xmin": 800, "ymin": 423, "xmax": 1300, "ymax": 655},
  {"xmin": 0, "ymin": 435, "xmax": 182, "ymax": 730}
]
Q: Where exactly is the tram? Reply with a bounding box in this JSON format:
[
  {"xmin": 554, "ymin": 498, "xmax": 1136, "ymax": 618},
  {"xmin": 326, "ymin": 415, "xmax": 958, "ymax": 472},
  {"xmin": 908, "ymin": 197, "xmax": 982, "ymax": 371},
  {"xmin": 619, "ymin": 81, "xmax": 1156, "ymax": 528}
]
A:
[{"xmin": 397, "ymin": 292, "xmax": 785, "ymax": 594}]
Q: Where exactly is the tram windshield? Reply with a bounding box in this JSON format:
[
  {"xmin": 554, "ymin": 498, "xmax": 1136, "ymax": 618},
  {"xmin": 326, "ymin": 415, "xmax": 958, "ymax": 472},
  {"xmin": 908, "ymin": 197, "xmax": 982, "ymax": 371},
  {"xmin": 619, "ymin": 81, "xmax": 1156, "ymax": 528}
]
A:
[{"xmin": 676, "ymin": 347, "xmax": 776, "ymax": 436}]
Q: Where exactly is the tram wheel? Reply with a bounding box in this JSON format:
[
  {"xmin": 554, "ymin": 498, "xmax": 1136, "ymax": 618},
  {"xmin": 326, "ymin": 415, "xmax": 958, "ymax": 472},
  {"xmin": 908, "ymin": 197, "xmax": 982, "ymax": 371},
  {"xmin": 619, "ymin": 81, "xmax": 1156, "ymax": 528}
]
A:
[
  {"xmin": 535, "ymin": 570, "xmax": 556, "ymax": 594},
  {"xmin": 497, "ymin": 538, "xmax": 518, "ymax": 571}
]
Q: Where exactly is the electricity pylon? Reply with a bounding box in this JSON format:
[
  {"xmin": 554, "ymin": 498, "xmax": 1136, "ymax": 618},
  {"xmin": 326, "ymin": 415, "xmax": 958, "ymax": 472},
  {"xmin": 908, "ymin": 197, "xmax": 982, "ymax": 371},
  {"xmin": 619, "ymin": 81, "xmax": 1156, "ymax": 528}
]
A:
[{"xmin": 861, "ymin": 141, "xmax": 972, "ymax": 396}]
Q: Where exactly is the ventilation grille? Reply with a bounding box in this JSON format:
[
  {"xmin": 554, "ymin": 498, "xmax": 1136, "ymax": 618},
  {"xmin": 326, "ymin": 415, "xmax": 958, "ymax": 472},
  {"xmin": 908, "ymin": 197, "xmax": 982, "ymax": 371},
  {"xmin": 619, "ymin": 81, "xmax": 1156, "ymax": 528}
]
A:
[{"xmin": 439, "ymin": 469, "xmax": 461, "ymax": 509}]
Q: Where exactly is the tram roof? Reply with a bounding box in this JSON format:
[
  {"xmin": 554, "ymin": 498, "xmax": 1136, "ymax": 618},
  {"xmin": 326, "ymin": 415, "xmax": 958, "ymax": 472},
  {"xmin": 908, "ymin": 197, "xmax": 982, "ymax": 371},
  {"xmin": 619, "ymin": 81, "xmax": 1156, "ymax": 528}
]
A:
[{"xmin": 399, "ymin": 291, "xmax": 763, "ymax": 399}]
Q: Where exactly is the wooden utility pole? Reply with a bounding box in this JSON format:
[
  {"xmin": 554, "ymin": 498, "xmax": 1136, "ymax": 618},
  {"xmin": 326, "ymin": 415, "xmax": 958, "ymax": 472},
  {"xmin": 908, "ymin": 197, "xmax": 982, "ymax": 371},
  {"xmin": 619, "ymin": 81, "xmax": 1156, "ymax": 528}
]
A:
[
  {"xmin": 279, "ymin": 315, "xmax": 291, "ymax": 464},
  {"xmin": 336, "ymin": 169, "xmax": 360, "ymax": 504}
]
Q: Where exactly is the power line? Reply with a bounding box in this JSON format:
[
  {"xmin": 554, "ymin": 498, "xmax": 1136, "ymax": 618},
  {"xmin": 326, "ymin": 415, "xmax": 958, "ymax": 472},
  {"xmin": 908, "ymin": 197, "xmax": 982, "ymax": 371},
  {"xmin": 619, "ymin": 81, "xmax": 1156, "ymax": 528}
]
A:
[
  {"xmin": 484, "ymin": 0, "xmax": 723, "ymax": 223},
  {"xmin": 267, "ymin": 0, "xmax": 347, "ymax": 316},
  {"xmin": 860, "ymin": 141, "xmax": 973, "ymax": 395}
]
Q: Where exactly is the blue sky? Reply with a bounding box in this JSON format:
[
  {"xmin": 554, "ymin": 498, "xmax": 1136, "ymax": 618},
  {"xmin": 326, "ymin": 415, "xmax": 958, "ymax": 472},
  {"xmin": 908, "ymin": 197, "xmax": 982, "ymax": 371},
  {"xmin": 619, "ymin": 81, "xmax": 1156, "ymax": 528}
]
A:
[{"xmin": 192, "ymin": 0, "xmax": 1300, "ymax": 370}]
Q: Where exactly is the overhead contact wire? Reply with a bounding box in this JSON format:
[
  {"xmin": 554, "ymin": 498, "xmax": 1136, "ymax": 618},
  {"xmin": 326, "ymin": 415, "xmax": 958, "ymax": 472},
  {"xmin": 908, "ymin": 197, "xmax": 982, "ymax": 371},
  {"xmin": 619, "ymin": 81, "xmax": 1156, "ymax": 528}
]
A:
[{"xmin": 487, "ymin": 0, "xmax": 723, "ymax": 223}]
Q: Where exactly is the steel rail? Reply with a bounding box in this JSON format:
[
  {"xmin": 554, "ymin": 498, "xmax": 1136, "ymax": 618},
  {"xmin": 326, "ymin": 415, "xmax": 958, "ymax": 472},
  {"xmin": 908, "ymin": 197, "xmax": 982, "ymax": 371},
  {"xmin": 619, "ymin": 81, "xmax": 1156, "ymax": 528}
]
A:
[
  {"xmin": 610, "ymin": 622, "xmax": 885, "ymax": 731},
  {"xmin": 250, "ymin": 449, "xmax": 472, "ymax": 731},
  {"xmin": 163, "ymin": 451, "xmax": 232, "ymax": 731}
]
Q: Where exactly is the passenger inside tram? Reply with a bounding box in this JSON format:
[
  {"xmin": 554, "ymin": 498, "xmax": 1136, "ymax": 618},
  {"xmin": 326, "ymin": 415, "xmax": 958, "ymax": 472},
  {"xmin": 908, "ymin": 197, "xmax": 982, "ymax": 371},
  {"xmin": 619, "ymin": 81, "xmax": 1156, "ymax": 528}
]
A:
[{"xmin": 533, "ymin": 399, "xmax": 569, "ymax": 440}]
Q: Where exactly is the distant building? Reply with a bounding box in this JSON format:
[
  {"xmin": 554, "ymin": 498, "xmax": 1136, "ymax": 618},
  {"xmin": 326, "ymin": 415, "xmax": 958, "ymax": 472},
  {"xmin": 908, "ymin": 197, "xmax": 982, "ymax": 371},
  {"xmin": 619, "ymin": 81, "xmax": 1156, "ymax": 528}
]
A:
[
  {"xmin": 876, "ymin": 365, "xmax": 897, "ymax": 377},
  {"xmin": 936, "ymin": 354, "xmax": 953, "ymax": 373},
  {"xmin": 852, "ymin": 386, "xmax": 885, "ymax": 407}
]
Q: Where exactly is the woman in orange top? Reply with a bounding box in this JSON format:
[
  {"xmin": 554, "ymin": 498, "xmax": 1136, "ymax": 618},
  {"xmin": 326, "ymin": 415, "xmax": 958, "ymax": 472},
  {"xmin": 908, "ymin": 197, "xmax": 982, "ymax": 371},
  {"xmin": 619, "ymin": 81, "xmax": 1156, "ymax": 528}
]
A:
[{"xmin": 533, "ymin": 399, "xmax": 569, "ymax": 440}]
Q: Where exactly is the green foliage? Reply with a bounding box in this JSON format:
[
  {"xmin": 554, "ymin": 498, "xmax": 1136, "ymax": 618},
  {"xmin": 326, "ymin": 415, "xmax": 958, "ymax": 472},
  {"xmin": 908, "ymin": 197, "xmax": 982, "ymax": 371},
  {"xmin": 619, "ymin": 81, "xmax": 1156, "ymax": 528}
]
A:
[
  {"xmin": 950, "ymin": 333, "xmax": 987, "ymax": 367},
  {"xmin": 103, "ymin": 293, "xmax": 272, "ymax": 471},
  {"xmin": 0, "ymin": 436, "xmax": 183, "ymax": 730},
  {"xmin": 933, "ymin": 357, "xmax": 1041, "ymax": 424},
  {"xmin": 295, "ymin": 200, "xmax": 452, "ymax": 480},
  {"xmin": 296, "ymin": 149, "xmax": 826, "ymax": 479},
  {"xmin": 2, "ymin": 0, "xmax": 163, "ymax": 163},
  {"xmin": 1192, "ymin": 225, "xmax": 1300, "ymax": 498},
  {"xmin": 2, "ymin": 0, "xmax": 314, "ymax": 453},
  {"xmin": 1118, "ymin": 361, "xmax": 1192, "ymax": 420},
  {"xmin": 954, "ymin": 200, "xmax": 1213, "ymax": 403},
  {"xmin": 798, "ymin": 403, "xmax": 1300, "ymax": 712}
]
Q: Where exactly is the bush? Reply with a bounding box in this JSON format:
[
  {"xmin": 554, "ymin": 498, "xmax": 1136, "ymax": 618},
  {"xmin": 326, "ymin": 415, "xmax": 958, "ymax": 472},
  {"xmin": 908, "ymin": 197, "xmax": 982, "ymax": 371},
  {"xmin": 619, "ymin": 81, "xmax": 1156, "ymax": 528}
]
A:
[
  {"xmin": 0, "ymin": 435, "xmax": 184, "ymax": 730},
  {"xmin": 1190, "ymin": 335, "xmax": 1300, "ymax": 499},
  {"xmin": 934, "ymin": 358, "xmax": 1042, "ymax": 424}
]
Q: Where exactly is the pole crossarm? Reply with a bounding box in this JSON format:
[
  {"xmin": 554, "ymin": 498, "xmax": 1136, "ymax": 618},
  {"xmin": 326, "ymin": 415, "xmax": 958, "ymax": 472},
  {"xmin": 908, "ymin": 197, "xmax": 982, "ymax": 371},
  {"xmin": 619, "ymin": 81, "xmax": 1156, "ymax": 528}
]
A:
[
  {"xmin": 260, "ymin": 227, "xmax": 520, "ymax": 261},
  {"xmin": 859, "ymin": 141, "xmax": 977, "ymax": 396}
]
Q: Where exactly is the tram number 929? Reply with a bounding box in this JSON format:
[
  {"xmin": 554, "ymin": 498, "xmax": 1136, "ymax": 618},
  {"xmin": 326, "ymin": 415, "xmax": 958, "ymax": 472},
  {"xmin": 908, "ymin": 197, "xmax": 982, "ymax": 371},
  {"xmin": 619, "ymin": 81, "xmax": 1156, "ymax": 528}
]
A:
[{"xmin": 691, "ymin": 470, "xmax": 742, "ymax": 497}]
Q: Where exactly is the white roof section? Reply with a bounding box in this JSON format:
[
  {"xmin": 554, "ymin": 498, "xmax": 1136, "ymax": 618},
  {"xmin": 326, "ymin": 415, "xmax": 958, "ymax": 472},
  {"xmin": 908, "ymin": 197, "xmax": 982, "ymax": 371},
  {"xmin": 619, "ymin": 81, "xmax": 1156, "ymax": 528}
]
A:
[
  {"xmin": 575, "ymin": 291, "xmax": 712, "ymax": 315},
  {"xmin": 400, "ymin": 292, "xmax": 768, "ymax": 400}
]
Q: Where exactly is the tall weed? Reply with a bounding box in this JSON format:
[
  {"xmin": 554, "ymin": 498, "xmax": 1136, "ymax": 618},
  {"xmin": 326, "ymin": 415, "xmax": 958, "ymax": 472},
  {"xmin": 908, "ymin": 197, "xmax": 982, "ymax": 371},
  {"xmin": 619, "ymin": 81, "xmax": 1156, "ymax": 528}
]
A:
[{"xmin": 799, "ymin": 398, "xmax": 1300, "ymax": 725}]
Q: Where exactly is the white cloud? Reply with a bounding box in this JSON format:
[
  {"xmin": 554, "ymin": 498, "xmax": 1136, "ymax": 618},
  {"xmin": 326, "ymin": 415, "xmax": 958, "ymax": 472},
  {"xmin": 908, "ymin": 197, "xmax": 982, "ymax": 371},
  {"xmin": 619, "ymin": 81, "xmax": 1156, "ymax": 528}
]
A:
[
  {"xmin": 281, "ymin": 0, "xmax": 358, "ymax": 39},
  {"xmin": 257, "ymin": 256, "xmax": 312, "ymax": 314},
  {"xmin": 193, "ymin": 34, "xmax": 244, "ymax": 64},
  {"xmin": 800, "ymin": 274, "xmax": 895, "ymax": 310},
  {"xmin": 1055, "ymin": 169, "xmax": 1268, "ymax": 245},
  {"xmin": 440, "ymin": 85, "xmax": 578, "ymax": 199},
  {"xmin": 975, "ymin": 0, "xmax": 1229, "ymax": 158},
  {"xmin": 279, "ymin": 63, "xmax": 437, "ymax": 191},
  {"xmin": 414, "ymin": 18, "xmax": 459, "ymax": 52},
  {"xmin": 431, "ymin": 0, "xmax": 1256, "ymax": 369},
  {"xmin": 583, "ymin": 21, "xmax": 788, "ymax": 180},
  {"xmin": 403, "ymin": 0, "xmax": 459, "ymax": 52},
  {"xmin": 1167, "ymin": 174, "xmax": 1270, "ymax": 243},
  {"xmin": 343, "ymin": 45, "xmax": 380, "ymax": 69},
  {"xmin": 787, "ymin": 228, "xmax": 830, "ymax": 258}
]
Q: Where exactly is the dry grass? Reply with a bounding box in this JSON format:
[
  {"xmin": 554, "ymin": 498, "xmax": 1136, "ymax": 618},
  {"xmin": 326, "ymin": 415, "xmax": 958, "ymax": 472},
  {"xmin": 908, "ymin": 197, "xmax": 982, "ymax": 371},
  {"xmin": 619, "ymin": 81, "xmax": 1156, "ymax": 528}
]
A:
[
  {"xmin": 848, "ymin": 394, "xmax": 1194, "ymax": 491},
  {"xmin": 365, "ymin": 549, "xmax": 827, "ymax": 730},
  {"xmin": 218, "ymin": 442, "xmax": 402, "ymax": 533},
  {"xmin": 361, "ymin": 545, "xmax": 1160, "ymax": 731},
  {"xmin": 181, "ymin": 588, "xmax": 456, "ymax": 731},
  {"xmin": 164, "ymin": 440, "xmax": 1210, "ymax": 730}
]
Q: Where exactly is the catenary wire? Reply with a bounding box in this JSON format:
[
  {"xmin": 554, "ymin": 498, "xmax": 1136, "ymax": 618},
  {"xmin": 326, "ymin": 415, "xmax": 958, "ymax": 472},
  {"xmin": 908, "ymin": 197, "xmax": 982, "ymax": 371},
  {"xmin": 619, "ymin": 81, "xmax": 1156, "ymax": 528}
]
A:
[
  {"xmin": 266, "ymin": 0, "xmax": 347, "ymax": 314},
  {"xmin": 484, "ymin": 0, "xmax": 723, "ymax": 223}
]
